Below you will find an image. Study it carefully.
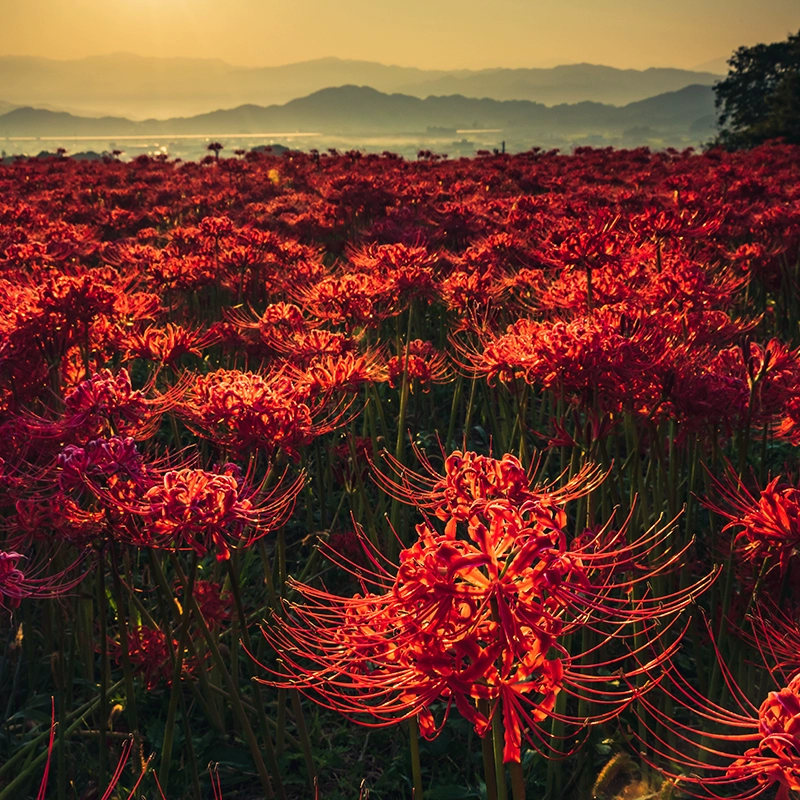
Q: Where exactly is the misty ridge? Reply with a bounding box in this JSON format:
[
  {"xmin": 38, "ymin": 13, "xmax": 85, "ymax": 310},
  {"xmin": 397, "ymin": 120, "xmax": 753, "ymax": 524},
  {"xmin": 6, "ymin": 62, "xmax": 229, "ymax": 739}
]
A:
[
  {"xmin": 0, "ymin": 53, "xmax": 722, "ymax": 118},
  {"xmin": 0, "ymin": 54, "xmax": 723, "ymax": 156}
]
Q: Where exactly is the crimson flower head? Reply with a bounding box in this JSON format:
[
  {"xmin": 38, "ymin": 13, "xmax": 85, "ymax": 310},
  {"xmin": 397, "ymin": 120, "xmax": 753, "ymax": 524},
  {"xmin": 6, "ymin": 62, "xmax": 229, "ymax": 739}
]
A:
[
  {"xmin": 260, "ymin": 449, "xmax": 712, "ymax": 764},
  {"xmin": 113, "ymin": 463, "xmax": 302, "ymax": 561},
  {"xmin": 377, "ymin": 446, "xmax": 604, "ymax": 523},
  {"xmin": 182, "ymin": 369, "xmax": 315, "ymax": 458},
  {"xmin": 386, "ymin": 340, "xmax": 451, "ymax": 393},
  {"xmin": 58, "ymin": 436, "xmax": 147, "ymax": 494},
  {"xmin": 140, "ymin": 467, "xmax": 251, "ymax": 561},
  {"xmin": 707, "ymin": 469, "xmax": 800, "ymax": 576},
  {"xmin": 122, "ymin": 323, "xmax": 219, "ymax": 370}
]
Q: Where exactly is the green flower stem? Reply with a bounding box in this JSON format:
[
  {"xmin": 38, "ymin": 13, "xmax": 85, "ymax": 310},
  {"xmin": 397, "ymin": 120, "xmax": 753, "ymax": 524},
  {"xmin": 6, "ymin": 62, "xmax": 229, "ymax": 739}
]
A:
[
  {"xmin": 159, "ymin": 551, "xmax": 198, "ymax": 788},
  {"xmin": 490, "ymin": 703, "xmax": 508, "ymax": 800},
  {"xmin": 479, "ymin": 710, "xmax": 498, "ymax": 800},
  {"xmin": 408, "ymin": 715, "xmax": 424, "ymax": 800},
  {"xmin": 170, "ymin": 553, "xmax": 284, "ymax": 800}
]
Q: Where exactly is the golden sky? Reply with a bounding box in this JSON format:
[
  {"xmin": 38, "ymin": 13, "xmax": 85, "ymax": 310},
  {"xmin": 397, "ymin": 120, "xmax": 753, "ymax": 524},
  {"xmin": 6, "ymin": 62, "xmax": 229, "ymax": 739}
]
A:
[{"xmin": 2, "ymin": 0, "xmax": 798, "ymax": 70}]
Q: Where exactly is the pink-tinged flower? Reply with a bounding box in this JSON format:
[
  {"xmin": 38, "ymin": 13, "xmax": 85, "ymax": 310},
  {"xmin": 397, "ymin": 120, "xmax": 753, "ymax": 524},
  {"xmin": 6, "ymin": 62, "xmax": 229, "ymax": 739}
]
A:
[
  {"xmin": 57, "ymin": 436, "xmax": 147, "ymax": 494},
  {"xmin": 0, "ymin": 550, "xmax": 87, "ymax": 612},
  {"xmin": 19, "ymin": 368, "xmax": 173, "ymax": 444}
]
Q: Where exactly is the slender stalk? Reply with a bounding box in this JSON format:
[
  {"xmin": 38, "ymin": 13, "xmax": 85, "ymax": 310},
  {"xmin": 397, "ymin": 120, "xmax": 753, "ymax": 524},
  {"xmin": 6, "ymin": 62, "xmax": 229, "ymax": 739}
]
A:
[
  {"xmin": 159, "ymin": 552, "xmax": 199, "ymax": 787},
  {"xmin": 96, "ymin": 555, "xmax": 108, "ymax": 791},
  {"xmin": 509, "ymin": 760, "xmax": 525, "ymax": 800},
  {"xmin": 408, "ymin": 716, "xmax": 424, "ymax": 800},
  {"xmin": 491, "ymin": 704, "xmax": 509, "ymax": 800},
  {"xmin": 170, "ymin": 554, "xmax": 283, "ymax": 800}
]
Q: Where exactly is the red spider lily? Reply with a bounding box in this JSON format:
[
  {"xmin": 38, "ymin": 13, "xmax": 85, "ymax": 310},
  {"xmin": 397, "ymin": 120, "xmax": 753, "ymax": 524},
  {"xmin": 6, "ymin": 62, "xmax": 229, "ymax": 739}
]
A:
[
  {"xmin": 57, "ymin": 435, "xmax": 148, "ymax": 491},
  {"xmin": 712, "ymin": 338, "xmax": 800, "ymax": 426},
  {"xmin": 259, "ymin": 450, "xmax": 713, "ymax": 763},
  {"xmin": 346, "ymin": 242, "xmax": 440, "ymax": 304},
  {"xmin": 634, "ymin": 617, "xmax": 800, "ymax": 800},
  {"xmin": 438, "ymin": 266, "xmax": 506, "ymax": 318},
  {"xmin": 266, "ymin": 329, "xmax": 362, "ymax": 370},
  {"xmin": 0, "ymin": 273, "xmax": 117, "ymax": 366},
  {"xmin": 0, "ymin": 550, "xmax": 88, "ymax": 612},
  {"xmin": 225, "ymin": 301, "xmax": 308, "ymax": 350},
  {"xmin": 115, "ymin": 463, "xmax": 302, "ymax": 561},
  {"xmin": 20, "ymin": 368, "xmax": 175, "ymax": 443},
  {"xmin": 375, "ymin": 446, "xmax": 605, "ymax": 522},
  {"xmin": 294, "ymin": 351, "xmax": 387, "ymax": 397},
  {"xmin": 460, "ymin": 309, "xmax": 669, "ymax": 417},
  {"xmin": 121, "ymin": 323, "xmax": 219, "ymax": 370},
  {"xmin": 557, "ymin": 212, "xmax": 622, "ymax": 272},
  {"xmin": 181, "ymin": 369, "xmax": 319, "ymax": 458},
  {"xmin": 706, "ymin": 468, "xmax": 800, "ymax": 576},
  {"xmin": 115, "ymin": 624, "xmax": 181, "ymax": 690},
  {"xmin": 386, "ymin": 340, "xmax": 451, "ymax": 393},
  {"xmin": 297, "ymin": 271, "xmax": 396, "ymax": 330}
]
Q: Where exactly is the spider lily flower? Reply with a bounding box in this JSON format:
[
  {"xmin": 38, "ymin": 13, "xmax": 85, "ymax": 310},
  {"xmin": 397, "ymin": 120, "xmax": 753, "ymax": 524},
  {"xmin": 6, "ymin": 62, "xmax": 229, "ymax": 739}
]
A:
[
  {"xmin": 635, "ymin": 623, "xmax": 800, "ymax": 800},
  {"xmin": 19, "ymin": 368, "xmax": 177, "ymax": 444},
  {"xmin": 115, "ymin": 463, "xmax": 302, "ymax": 561},
  {"xmin": 181, "ymin": 369, "xmax": 320, "ymax": 459},
  {"xmin": 258, "ymin": 450, "xmax": 714, "ymax": 763},
  {"xmin": 706, "ymin": 468, "xmax": 800, "ymax": 577},
  {"xmin": 386, "ymin": 340, "xmax": 452, "ymax": 393},
  {"xmin": 296, "ymin": 271, "xmax": 397, "ymax": 330},
  {"xmin": 293, "ymin": 350, "xmax": 388, "ymax": 397},
  {"xmin": 121, "ymin": 322, "xmax": 220, "ymax": 370},
  {"xmin": 0, "ymin": 550, "xmax": 88, "ymax": 612},
  {"xmin": 374, "ymin": 446, "xmax": 605, "ymax": 522}
]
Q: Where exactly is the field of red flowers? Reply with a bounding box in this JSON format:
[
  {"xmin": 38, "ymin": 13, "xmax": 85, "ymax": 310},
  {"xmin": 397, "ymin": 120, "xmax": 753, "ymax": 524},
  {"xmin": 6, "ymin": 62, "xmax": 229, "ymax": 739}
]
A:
[{"xmin": 1, "ymin": 142, "xmax": 800, "ymax": 800}]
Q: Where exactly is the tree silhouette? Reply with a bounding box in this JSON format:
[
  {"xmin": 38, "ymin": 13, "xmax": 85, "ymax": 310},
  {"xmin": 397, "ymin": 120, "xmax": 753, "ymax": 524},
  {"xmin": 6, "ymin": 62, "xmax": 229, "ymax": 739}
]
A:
[{"xmin": 713, "ymin": 29, "xmax": 800, "ymax": 148}]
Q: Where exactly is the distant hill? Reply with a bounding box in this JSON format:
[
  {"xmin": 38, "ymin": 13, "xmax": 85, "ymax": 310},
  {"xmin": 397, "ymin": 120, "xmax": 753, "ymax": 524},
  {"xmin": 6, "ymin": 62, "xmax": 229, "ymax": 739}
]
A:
[
  {"xmin": 0, "ymin": 84, "xmax": 717, "ymax": 145},
  {"xmin": 0, "ymin": 106, "xmax": 136, "ymax": 137},
  {"xmin": 0, "ymin": 53, "xmax": 722, "ymax": 120},
  {"xmin": 394, "ymin": 64, "xmax": 722, "ymax": 106}
]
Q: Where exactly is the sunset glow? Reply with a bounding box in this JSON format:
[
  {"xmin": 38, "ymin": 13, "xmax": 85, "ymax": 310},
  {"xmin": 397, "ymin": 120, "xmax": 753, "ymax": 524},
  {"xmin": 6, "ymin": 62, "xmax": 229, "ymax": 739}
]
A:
[{"xmin": 0, "ymin": 0, "xmax": 797, "ymax": 70}]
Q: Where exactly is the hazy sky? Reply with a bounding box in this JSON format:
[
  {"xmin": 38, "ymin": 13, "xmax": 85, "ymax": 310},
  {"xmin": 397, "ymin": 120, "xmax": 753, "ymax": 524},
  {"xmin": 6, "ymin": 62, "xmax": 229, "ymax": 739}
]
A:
[{"xmin": 1, "ymin": 0, "xmax": 798, "ymax": 70}]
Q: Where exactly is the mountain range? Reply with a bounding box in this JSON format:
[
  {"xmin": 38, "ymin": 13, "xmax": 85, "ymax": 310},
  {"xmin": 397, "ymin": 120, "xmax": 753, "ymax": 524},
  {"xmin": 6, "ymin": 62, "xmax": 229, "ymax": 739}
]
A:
[
  {"xmin": 0, "ymin": 54, "xmax": 722, "ymax": 120},
  {"xmin": 0, "ymin": 84, "xmax": 717, "ymax": 153}
]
